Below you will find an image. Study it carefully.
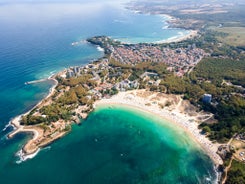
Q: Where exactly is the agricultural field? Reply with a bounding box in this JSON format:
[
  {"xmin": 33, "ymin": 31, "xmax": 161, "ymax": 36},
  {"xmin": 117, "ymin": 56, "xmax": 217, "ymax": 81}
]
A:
[{"xmin": 214, "ymin": 27, "xmax": 245, "ymax": 46}]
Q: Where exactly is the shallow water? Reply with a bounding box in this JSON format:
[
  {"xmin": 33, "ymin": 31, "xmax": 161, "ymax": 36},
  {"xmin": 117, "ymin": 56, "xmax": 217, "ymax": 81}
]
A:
[
  {"xmin": 0, "ymin": 2, "xmax": 188, "ymax": 128},
  {"xmin": 0, "ymin": 105, "xmax": 216, "ymax": 183},
  {"xmin": 0, "ymin": 1, "xmax": 215, "ymax": 183}
]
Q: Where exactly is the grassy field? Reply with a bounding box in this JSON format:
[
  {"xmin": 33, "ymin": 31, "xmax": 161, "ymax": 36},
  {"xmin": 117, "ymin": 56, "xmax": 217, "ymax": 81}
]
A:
[{"xmin": 214, "ymin": 27, "xmax": 245, "ymax": 46}]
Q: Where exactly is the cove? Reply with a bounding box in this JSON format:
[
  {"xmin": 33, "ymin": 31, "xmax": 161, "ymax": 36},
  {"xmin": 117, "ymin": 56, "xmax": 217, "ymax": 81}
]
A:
[{"xmin": 0, "ymin": 105, "xmax": 216, "ymax": 184}]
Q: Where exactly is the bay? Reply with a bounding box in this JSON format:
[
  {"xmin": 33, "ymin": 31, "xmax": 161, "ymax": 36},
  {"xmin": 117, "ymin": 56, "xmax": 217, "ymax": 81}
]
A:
[
  {"xmin": 0, "ymin": 1, "xmax": 215, "ymax": 183},
  {"xmin": 0, "ymin": 105, "xmax": 216, "ymax": 183}
]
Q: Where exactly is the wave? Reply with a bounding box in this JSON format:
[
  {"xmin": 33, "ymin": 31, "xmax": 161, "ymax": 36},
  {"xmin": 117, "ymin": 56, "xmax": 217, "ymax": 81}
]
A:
[
  {"xmin": 159, "ymin": 14, "xmax": 173, "ymax": 21},
  {"xmin": 202, "ymin": 165, "xmax": 220, "ymax": 184},
  {"xmin": 213, "ymin": 166, "xmax": 221, "ymax": 184},
  {"xmin": 42, "ymin": 146, "xmax": 51, "ymax": 151},
  {"xmin": 162, "ymin": 25, "xmax": 169, "ymax": 29},
  {"xmin": 113, "ymin": 19, "xmax": 127, "ymax": 23},
  {"xmin": 112, "ymin": 37, "xmax": 132, "ymax": 44},
  {"xmin": 16, "ymin": 148, "xmax": 40, "ymax": 164},
  {"xmin": 97, "ymin": 46, "xmax": 104, "ymax": 52},
  {"xmin": 71, "ymin": 40, "xmax": 87, "ymax": 46},
  {"xmin": 178, "ymin": 31, "xmax": 185, "ymax": 36},
  {"xmin": 50, "ymin": 70, "xmax": 56, "ymax": 75},
  {"xmin": 154, "ymin": 36, "xmax": 178, "ymax": 44},
  {"xmin": 2, "ymin": 121, "xmax": 12, "ymax": 132}
]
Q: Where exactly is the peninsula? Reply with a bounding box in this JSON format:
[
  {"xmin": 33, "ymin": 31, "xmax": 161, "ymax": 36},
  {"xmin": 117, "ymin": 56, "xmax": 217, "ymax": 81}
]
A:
[
  {"xmin": 8, "ymin": 35, "xmax": 223, "ymax": 166},
  {"xmin": 8, "ymin": 4, "xmax": 245, "ymax": 182}
]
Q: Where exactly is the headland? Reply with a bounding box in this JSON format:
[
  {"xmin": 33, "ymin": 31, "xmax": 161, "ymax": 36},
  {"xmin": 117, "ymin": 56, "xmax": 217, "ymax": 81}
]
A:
[{"xmin": 7, "ymin": 34, "xmax": 222, "ymax": 168}]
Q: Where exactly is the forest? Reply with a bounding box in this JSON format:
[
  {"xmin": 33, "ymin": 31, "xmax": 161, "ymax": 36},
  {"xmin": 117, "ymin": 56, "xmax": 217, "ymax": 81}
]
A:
[
  {"xmin": 21, "ymin": 74, "xmax": 96, "ymax": 125},
  {"xmin": 192, "ymin": 58, "xmax": 245, "ymax": 87}
]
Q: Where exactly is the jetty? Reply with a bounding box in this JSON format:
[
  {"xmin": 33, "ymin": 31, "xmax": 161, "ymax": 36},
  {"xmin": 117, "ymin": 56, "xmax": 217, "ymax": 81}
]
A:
[
  {"xmin": 24, "ymin": 74, "xmax": 55, "ymax": 85},
  {"xmin": 25, "ymin": 78, "xmax": 49, "ymax": 85}
]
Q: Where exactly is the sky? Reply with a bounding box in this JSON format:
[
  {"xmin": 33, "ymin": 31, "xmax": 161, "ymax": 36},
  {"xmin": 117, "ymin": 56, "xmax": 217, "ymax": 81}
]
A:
[
  {"xmin": 0, "ymin": 0, "xmax": 130, "ymax": 22},
  {"xmin": 0, "ymin": 0, "xmax": 130, "ymax": 4}
]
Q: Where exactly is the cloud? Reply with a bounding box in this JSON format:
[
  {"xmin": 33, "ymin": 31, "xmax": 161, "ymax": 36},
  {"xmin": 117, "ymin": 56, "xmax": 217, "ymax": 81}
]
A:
[
  {"xmin": 0, "ymin": 0, "xmax": 130, "ymax": 23},
  {"xmin": 0, "ymin": 3, "xmax": 104, "ymax": 21}
]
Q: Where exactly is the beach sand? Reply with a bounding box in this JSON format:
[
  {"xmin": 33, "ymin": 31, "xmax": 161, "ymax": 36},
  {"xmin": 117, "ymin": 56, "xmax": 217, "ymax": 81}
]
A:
[
  {"xmin": 156, "ymin": 30, "xmax": 198, "ymax": 44},
  {"xmin": 8, "ymin": 86, "xmax": 223, "ymax": 166},
  {"xmin": 8, "ymin": 66, "xmax": 220, "ymax": 166},
  {"xmin": 95, "ymin": 89, "xmax": 223, "ymax": 166}
]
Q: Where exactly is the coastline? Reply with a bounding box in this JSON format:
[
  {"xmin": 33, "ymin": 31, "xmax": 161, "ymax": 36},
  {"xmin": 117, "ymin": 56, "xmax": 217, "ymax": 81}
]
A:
[
  {"xmin": 159, "ymin": 13, "xmax": 199, "ymax": 43},
  {"xmin": 8, "ymin": 28, "xmax": 206, "ymax": 163},
  {"xmin": 155, "ymin": 30, "xmax": 198, "ymax": 44},
  {"xmin": 7, "ymin": 74, "xmax": 59, "ymax": 156},
  {"xmin": 9, "ymin": 75, "xmax": 58, "ymax": 128},
  {"xmin": 7, "ymin": 14, "xmax": 204, "ymax": 162},
  {"xmin": 112, "ymin": 12, "xmax": 198, "ymax": 45},
  {"xmin": 147, "ymin": 13, "xmax": 198, "ymax": 44},
  {"xmin": 8, "ymin": 42, "xmax": 214, "ymax": 164},
  {"xmin": 8, "ymin": 83, "xmax": 223, "ymax": 166},
  {"xmin": 95, "ymin": 90, "xmax": 223, "ymax": 166}
]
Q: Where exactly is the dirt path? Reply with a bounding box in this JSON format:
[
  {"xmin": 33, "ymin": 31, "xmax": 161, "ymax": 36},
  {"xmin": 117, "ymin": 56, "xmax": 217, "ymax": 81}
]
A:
[
  {"xmin": 222, "ymin": 158, "xmax": 233, "ymax": 184},
  {"xmin": 176, "ymin": 98, "xmax": 183, "ymax": 110}
]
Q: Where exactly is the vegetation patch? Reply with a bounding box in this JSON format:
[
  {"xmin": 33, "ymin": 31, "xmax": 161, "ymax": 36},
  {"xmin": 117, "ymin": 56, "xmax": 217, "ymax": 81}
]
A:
[
  {"xmin": 215, "ymin": 27, "xmax": 245, "ymax": 46},
  {"xmin": 191, "ymin": 58, "xmax": 245, "ymax": 87},
  {"xmin": 226, "ymin": 160, "xmax": 245, "ymax": 184}
]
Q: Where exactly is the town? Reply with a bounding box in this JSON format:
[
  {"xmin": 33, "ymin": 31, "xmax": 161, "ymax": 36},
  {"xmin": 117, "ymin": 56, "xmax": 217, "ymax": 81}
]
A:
[
  {"xmin": 9, "ymin": 34, "xmax": 245, "ymax": 184},
  {"xmin": 88, "ymin": 36, "xmax": 208, "ymax": 77}
]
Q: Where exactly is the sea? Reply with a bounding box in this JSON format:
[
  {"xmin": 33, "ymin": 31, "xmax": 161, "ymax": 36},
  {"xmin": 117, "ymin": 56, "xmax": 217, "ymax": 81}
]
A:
[{"xmin": 0, "ymin": 1, "xmax": 217, "ymax": 183}]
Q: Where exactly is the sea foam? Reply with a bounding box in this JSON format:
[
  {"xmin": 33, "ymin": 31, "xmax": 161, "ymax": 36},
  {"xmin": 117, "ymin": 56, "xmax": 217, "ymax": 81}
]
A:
[
  {"xmin": 97, "ymin": 46, "xmax": 105, "ymax": 52},
  {"xmin": 16, "ymin": 148, "xmax": 40, "ymax": 164},
  {"xmin": 2, "ymin": 121, "xmax": 12, "ymax": 132}
]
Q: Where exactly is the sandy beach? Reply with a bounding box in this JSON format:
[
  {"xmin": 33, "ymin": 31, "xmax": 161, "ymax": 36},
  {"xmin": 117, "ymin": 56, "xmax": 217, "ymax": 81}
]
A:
[
  {"xmin": 8, "ymin": 80, "xmax": 223, "ymax": 166},
  {"xmin": 155, "ymin": 13, "xmax": 199, "ymax": 44},
  {"xmin": 95, "ymin": 90, "xmax": 223, "ymax": 166},
  {"xmin": 156, "ymin": 30, "xmax": 198, "ymax": 44}
]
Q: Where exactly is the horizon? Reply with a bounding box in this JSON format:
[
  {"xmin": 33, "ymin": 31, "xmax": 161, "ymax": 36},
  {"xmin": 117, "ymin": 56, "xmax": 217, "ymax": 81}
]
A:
[
  {"xmin": 0, "ymin": 0, "xmax": 244, "ymax": 183},
  {"xmin": 0, "ymin": 0, "xmax": 130, "ymax": 4}
]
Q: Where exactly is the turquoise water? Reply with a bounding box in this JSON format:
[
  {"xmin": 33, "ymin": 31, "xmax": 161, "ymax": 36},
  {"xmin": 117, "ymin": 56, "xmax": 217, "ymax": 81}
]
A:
[
  {"xmin": 0, "ymin": 1, "xmax": 216, "ymax": 183},
  {"xmin": 0, "ymin": 2, "xmax": 189, "ymax": 127},
  {"xmin": 0, "ymin": 105, "xmax": 216, "ymax": 183}
]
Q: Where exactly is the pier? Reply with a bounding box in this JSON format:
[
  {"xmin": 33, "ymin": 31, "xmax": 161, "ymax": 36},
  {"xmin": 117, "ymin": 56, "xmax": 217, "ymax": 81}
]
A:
[{"xmin": 24, "ymin": 75, "xmax": 55, "ymax": 85}]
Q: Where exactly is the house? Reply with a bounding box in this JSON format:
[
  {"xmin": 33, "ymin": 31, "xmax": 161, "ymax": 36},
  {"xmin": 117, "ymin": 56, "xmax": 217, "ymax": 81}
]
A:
[
  {"xmin": 73, "ymin": 66, "xmax": 80, "ymax": 74},
  {"xmin": 66, "ymin": 70, "xmax": 75, "ymax": 78},
  {"xmin": 140, "ymin": 72, "xmax": 159, "ymax": 79},
  {"xmin": 203, "ymin": 94, "xmax": 212, "ymax": 104}
]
